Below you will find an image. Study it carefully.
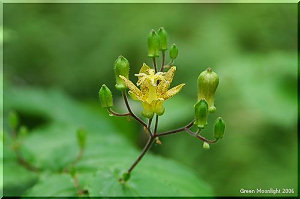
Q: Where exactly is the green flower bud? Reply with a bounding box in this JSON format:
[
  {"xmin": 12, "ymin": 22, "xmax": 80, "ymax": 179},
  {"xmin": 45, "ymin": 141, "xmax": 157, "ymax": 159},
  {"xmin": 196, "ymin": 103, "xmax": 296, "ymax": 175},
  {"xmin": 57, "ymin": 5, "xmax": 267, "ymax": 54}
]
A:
[
  {"xmin": 122, "ymin": 172, "xmax": 131, "ymax": 182},
  {"xmin": 76, "ymin": 128, "xmax": 86, "ymax": 149},
  {"xmin": 197, "ymin": 68, "xmax": 219, "ymax": 113},
  {"xmin": 99, "ymin": 84, "xmax": 113, "ymax": 108},
  {"xmin": 147, "ymin": 29, "xmax": 160, "ymax": 58},
  {"xmin": 194, "ymin": 99, "xmax": 208, "ymax": 129},
  {"xmin": 169, "ymin": 43, "xmax": 178, "ymax": 60},
  {"xmin": 158, "ymin": 27, "xmax": 168, "ymax": 51},
  {"xmin": 214, "ymin": 117, "xmax": 225, "ymax": 139},
  {"xmin": 114, "ymin": 56, "xmax": 130, "ymax": 91},
  {"xmin": 8, "ymin": 111, "xmax": 19, "ymax": 130},
  {"xmin": 19, "ymin": 126, "xmax": 28, "ymax": 137},
  {"xmin": 203, "ymin": 142, "xmax": 210, "ymax": 150}
]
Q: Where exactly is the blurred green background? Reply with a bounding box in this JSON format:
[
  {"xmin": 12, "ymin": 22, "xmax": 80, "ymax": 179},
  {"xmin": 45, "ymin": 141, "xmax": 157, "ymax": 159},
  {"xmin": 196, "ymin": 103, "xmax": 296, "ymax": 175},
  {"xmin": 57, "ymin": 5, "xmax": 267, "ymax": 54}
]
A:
[{"xmin": 2, "ymin": 3, "xmax": 298, "ymax": 197}]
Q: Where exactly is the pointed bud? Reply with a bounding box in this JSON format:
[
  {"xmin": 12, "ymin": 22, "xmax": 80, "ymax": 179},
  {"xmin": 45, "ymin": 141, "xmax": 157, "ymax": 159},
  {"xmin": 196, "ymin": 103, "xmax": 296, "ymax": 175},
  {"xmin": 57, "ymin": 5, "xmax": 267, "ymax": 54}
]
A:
[
  {"xmin": 8, "ymin": 111, "xmax": 19, "ymax": 130},
  {"xmin": 99, "ymin": 84, "xmax": 113, "ymax": 108},
  {"xmin": 214, "ymin": 117, "xmax": 225, "ymax": 139},
  {"xmin": 76, "ymin": 128, "xmax": 86, "ymax": 149},
  {"xmin": 114, "ymin": 56, "xmax": 130, "ymax": 91},
  {"xmin": 203, "ymin": 142, "xmax": 210, "ymax": 150},
  {"xmin": 148, "ymin": 29, "xmax": 160, "ymax": 58},
  {"xmin": 197, "ymin": 68, "xmax": 219, "ymax": 112},
  {"xmin": 194, "ymin": 99, "xmax": 208, "ymax": 129},
  {"xmin": 169, "ymin": 43, "xmax": 178, "ymax": 60},
  {"xmin": 158, "ymin": 27, "xmax": 168, "ymax": 51}
]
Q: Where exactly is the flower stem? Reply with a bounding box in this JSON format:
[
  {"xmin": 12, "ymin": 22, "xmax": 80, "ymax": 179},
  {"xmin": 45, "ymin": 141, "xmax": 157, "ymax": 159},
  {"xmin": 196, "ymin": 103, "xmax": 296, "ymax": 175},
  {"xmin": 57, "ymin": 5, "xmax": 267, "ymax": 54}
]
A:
[
  {"xmin": 108, "ymin": 108, "xmax": 130, "ymax": 116},
  {"xmin": 156, "ymin": 120, "xmax": 194, "ymax": 137},
  {"xmin": 122, "ymin": 92, "xmax": 152, "ymax": 136},
  {"xmin": 154, "ymin": 115, "xmax": 159, "ymax": 136},
  {"xmin": 127, "ymin": 137, "xmax": 154, "ymax": 173},
  {"xmin": 148, "ymin": 118, "xmax": 153, "ymax": 129},
  {"xmin": 153, "ymin": 57, "xmax": 157, "ymax": 73},
  {"xmin": 185, "ymin": 128, "xmax": 218, "ymax": 144},
  {"xmin": 160, "ymin": 50, "xmax": 166, "ymax": 72}
]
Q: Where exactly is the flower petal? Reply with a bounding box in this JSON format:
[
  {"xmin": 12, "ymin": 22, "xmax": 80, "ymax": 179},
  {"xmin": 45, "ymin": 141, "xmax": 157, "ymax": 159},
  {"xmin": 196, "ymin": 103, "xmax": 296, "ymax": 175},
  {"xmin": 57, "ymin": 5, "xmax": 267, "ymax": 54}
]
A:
[
  {"xmin": 164, "ymin": 66, "xmax": 176, "ymax": 86},
  {"xmin": 139, "ymin": 63, "xmax": 151, "ymax": 75},
  {"xmin": 119, "ymin": 75, "xmax": 143, "ymax": 100},
  {"xmin": 154, "ymin": 99, "xmax": 165, "ymax": 116},
  {"xmin": 156, "ymin": 79, "xmax": 168, "ymax": 97},
  {"xmin": 142, "ymin": 102, "xmax": 154, "ymax": 118},
  {"xmin": 157, "ymin": 66, "xmax": 176, "ymax": 94},
  {"xmin": 163, "ymin": 83, "xmax": 185, "ymax": 100}
]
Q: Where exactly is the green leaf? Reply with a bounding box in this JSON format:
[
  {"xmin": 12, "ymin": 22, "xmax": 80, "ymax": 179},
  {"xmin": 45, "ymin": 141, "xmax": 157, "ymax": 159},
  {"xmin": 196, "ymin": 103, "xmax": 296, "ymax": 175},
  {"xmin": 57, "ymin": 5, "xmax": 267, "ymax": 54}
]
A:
[
  {"xmin": 4, "ymin": 86, "xmax": 213, "ymax": 196},
  {"xmin": 24, "ymin": 173, "xmax": 77, "ymax": 197},
  {"xmin": 2, "ymin": 161, "xmax": 38, "ymax": 196}
]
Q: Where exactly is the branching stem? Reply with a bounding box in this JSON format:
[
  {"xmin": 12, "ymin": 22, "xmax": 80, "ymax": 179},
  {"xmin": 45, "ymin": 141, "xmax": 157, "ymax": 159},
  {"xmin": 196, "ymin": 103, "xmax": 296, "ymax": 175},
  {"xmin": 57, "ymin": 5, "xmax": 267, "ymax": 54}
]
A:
[
  {"xmin": 108, "ymin": 108, "xmax": 130, "ymax": 117},
  {"xmin": 127, "ymin": 137, "xmax": 154, "ymax": 173},
  {"xmin": 186, "ymin": 128, "xmax": 218, "ymax": 144},
  {"xmin": 122, "ymin": 92, "xmax": 152, "ymax": 137},
  {"xmin": 156, "ymin": 120, "xmax": 194, "ymax": 137}
]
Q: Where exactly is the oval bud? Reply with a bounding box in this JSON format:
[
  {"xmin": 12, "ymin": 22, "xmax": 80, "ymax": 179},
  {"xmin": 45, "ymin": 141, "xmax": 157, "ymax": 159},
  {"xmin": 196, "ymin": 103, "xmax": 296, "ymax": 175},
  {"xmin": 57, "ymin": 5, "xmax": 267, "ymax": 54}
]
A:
[
  {"xmin": 158, "ymin": 27, "xmax": 168, "ymax": 51},
  {"xmin": 8, "ymin": 111, "xmax": 19, "ymax": 130},
  {"xmin": 203, "ymin": 142, "xmax": 210, "ymax": 150},
  {"xmin": 148, "ymin": 29, "xmax": 160, "ymax": 58},
  {"xmin": 194, "ymin": 99, "xmax": 208, "ymax": 129},
  {"xmin": 76, "ymin": 128, "xmax": 86, "ymax": 149},
  {"xmin": 114, "ymin": 56, "xmax": 130, "ymax": 91},
  {"xmin": 197, "ymin": 68, "xmax": 219, "ymax": 113},
  {"xmin": 169, "ymin": 43, "xmax": 178, "ymax": 60},
  {"xmin": 214, "ymin": 117, "xmax": 225, "ymax": 139},
  {"xmin": 99, "ymin": 84, "xmax": 113, "ymax": 108}
]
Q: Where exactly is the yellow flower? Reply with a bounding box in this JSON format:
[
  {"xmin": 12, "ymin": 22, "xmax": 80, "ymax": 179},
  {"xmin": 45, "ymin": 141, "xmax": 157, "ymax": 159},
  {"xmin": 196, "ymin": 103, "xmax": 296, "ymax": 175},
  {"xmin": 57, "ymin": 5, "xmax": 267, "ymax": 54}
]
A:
[{"xmin": 119, "ymin": 63, "xmax": 185, "ymax": 118}]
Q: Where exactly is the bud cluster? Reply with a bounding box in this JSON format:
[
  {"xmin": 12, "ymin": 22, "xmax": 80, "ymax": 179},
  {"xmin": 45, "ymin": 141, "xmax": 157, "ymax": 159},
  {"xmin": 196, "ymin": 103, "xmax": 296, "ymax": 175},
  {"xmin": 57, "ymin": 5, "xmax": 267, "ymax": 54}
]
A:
[
  {"xmin": 148, "ymin": 27, "xmax": 178, "ymax": 63},
  {"xmin": 194, "ymin": 67, "xmax": 226, "ymax": 149}
]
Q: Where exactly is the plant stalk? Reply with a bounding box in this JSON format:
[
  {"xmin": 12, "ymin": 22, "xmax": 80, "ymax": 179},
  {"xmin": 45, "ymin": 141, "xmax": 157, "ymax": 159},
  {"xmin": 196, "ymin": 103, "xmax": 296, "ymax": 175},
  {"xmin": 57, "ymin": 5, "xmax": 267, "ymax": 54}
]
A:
[{"xmin": 127, "ymin": 137, "xmax": 154, "ymax": 173}]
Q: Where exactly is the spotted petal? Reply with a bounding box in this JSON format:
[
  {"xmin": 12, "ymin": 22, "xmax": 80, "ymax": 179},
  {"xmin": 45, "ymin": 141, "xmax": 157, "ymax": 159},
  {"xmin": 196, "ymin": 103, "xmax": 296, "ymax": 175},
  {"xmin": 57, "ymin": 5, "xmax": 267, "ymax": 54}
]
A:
[
  {"xmin": 119, "ymin": 75, "xmax": 143, "ymax": 100},
  {"xmin": 163, "ymin": 83, "xmax": 185, "ymax": 100},
  {"xmin": 139, "ymin": 63, "xmax": 151, "ymax": 75},
  {"xmin": 157, "ymin": 66, "xmax": 176, "ymax": 94},
  {"xmin": 164, "ymin": 66, "xmax": 176, "ymax": 86}
]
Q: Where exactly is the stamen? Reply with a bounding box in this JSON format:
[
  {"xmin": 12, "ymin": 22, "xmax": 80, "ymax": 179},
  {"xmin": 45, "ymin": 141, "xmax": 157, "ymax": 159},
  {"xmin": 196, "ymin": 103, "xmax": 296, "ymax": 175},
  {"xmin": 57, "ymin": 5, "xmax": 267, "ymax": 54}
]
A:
[
  {"xmin": 135, "ymin": 73, "xmax": 147, "ymax": 77},
  {"xmin": 156, "ymin": 72, "xmax": 165, "ymax": 76},
  {"xmin": 151, "ymin": 78, "xmax": 156, "ymax": 86}
]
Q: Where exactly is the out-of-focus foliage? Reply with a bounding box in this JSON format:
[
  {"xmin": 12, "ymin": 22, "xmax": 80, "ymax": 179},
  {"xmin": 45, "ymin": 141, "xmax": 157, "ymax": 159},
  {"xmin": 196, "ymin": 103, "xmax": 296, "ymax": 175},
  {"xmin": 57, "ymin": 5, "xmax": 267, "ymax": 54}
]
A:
[
  {"xmin": 2, "ymin": 87, "xmax": 212, "ymax": 196},
  {"xmin": 3, "ymin": 3, "xmax": 298, "ymax": 197}
]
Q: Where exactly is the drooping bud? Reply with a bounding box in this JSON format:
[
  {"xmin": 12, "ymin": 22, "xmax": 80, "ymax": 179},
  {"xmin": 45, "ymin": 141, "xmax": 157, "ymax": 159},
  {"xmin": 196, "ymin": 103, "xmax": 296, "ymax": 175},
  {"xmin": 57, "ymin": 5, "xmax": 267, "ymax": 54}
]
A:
[
  {"xmin": 197, "ymin": 68, "xmax": 219, "ymax": 112},
  {"xmin": 99, "ymin": 84, "xmax": 113, "ymax": 108},
  {"xmin": 147, "ymin": 29, "xmax": 160, "ymax": 58},
  {"xmin": 203, "ymin": 142, "xmax": 210, "ymax": 150},
  {"xmin": 169, "ymin": 43, "xmax": 178, "ymax": 60},
  {"xmin": 214, "ymin": 117, "xmax": 225, "ymax": 139},
  {"xmin": 8, "ymin": 111, "xmax": 19, "ymax": 130},
  {"xmin": 114, "ymin": 56, "xmax": 130, "ymax": 91},
  {"xmin": 76, "ymin": 128, "xmax": 86, "ymax": 150},
  {"xmin": 158, "ymin": 27, "xmax": 168, "ymax": 51},
  {"xmin": 194, "ymin": 99, "xmax": 208, "ymax": 129}
]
